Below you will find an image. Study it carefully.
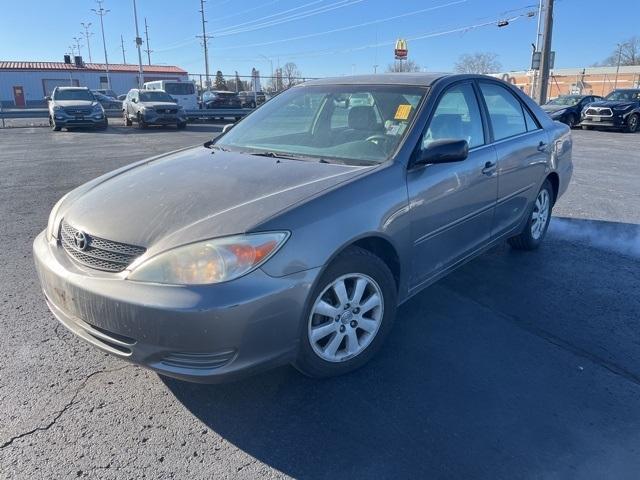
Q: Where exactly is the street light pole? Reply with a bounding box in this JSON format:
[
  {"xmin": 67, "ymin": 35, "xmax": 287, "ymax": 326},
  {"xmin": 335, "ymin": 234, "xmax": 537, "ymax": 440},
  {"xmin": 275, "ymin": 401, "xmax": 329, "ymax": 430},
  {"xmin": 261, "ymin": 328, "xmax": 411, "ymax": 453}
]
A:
[
  {"xmin": 92, "ymin": 0, "xmax": 111, "ymax": 89},
  {"xmin": 80, "ymin": 22, "xmax": 93, "ymax": 63},
  {"xmin": 132, "ymin": 0, "xmax": 145, "ymax": 89},
  {"xmin": 73, "ymin": 37, "xmax": 83, "ymax": 58}
]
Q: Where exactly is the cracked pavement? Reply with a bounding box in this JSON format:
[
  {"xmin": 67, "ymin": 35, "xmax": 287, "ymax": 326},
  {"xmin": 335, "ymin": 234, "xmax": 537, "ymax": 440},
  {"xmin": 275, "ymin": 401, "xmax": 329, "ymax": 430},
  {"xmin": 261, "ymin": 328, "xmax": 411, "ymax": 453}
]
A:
[{"xmin": 1, "ymin": 126, "xmax": 639, "ymax": 479}]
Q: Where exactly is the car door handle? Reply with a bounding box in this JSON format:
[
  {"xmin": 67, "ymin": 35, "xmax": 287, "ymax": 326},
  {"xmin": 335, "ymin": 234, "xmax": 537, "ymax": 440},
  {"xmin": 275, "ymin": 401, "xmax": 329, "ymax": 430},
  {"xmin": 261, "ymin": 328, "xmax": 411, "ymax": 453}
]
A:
[
  {"xmin": 537, "ymin": 141, "xmax": 548, "ymax": 152},
  {"xmin": 481, "ymin": 161, "xmax": 496, "ymax": 175}
]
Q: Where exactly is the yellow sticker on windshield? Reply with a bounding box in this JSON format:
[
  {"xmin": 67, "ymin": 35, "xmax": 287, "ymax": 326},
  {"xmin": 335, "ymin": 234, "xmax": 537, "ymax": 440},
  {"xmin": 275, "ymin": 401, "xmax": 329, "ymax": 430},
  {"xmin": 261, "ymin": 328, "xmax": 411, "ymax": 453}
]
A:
[{"xmin": 395, "ymin": 104, "xmax": 412, "ymax": 120}]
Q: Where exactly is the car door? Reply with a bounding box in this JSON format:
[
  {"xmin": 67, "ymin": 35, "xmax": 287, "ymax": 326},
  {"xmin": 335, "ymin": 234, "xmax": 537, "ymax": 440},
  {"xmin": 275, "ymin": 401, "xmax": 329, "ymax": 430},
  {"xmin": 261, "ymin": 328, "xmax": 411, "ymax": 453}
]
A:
[
  {"xmin": 477, "ymin": 81, "xmax": 550, "ymax": 239},
  {"xmin": 406, "ymin": 81, "xmax": 498, "ymax": 287}
]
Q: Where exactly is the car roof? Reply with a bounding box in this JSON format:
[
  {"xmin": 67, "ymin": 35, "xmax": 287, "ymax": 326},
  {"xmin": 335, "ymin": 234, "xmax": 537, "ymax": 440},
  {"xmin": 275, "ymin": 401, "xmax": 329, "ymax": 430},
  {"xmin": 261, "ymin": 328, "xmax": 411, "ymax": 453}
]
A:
[
  {"xmin": 56, "ymin": 86, "xmax": 89, "ymax": 90},
  {"xmin": 302, "ymin": 73, "xmax": 453, "ymax": 87}
]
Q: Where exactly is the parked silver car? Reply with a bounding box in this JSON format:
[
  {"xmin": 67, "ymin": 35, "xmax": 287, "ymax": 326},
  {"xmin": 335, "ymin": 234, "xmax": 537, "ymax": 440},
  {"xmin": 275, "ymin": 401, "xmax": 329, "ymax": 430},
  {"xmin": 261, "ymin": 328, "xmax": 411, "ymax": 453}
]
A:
[
  {"xmin": 34, "ymin": 74, "xmax": 572, "ymax": 383},
  {"xmin": 122, "ymin": 89, "xmax": 187, "ymax": 129},
  {"xmin": 46, "ymin": 86, "xmax": 108, "ymax": 131}
]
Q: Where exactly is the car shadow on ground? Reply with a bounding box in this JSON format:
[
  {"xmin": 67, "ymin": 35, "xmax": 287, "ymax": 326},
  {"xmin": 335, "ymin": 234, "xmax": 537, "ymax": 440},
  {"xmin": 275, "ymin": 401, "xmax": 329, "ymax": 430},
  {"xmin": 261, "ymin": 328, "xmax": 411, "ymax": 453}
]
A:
[
  {"xmin": 162, "ymin": 217, "xmax": 640, "ymax": 479},
  {"xmin": 56, "ymin": 123, "xmax": 225, "ymax": 135}
]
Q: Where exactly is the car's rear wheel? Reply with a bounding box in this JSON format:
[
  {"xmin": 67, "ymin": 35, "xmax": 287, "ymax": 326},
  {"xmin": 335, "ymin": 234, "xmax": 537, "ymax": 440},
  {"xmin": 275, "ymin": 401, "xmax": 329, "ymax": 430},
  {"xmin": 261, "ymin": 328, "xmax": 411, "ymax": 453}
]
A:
[
  {"xmin": 295, "ymin": 247, "xmax": 396, "ymax": 378},
  {"xmin": 137, "ymin": 113, "xmax": 147, "ymax": 129},
  {"xmin": 177, "ymin": 121, "xmax": 187, "ymax": 129},
  {"xmin": 508, "ymin": 179, "xmax": 553, "ymax": 251},
  {"xmin": 625, "ymin": 113, "xmax": 639, "ymax": 133},
  {"xmin": 566, "ymin": 113, "xmax": 577, "ymax": 128},
  {"xmin": 123, "ymin": 110, "xmax": 132, "ymax": 126}
]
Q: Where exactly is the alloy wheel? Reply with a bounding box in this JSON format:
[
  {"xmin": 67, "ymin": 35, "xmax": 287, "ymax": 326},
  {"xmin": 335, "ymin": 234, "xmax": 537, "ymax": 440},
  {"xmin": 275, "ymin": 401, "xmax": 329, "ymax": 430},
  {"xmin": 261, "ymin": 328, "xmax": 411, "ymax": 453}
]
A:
[
  {"xmin": 531, "ymin": 188, "xmax": 550, "ymax": 240},
  {"xmin": 308, "ymin": 273, "xmax": 384, "ymax": 362}
]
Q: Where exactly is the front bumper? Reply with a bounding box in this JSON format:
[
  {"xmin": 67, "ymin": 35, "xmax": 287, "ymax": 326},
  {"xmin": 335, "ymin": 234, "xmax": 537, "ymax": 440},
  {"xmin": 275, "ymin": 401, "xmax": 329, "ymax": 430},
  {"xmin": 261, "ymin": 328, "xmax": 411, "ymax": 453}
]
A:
[
  {"xmin": 51, "ymin": 109, "xmax": 107, "ymax": 128},
  {"xmin": 142, "ymin": 110, "xmax": 187, "ymax": 125},
  {"xmin": 580, "ymin": 113, "xmax": 628, "ymax": 129},
  {"xmin": 33, "ymin": 231, "xmax": 320, "ymax": 383}
]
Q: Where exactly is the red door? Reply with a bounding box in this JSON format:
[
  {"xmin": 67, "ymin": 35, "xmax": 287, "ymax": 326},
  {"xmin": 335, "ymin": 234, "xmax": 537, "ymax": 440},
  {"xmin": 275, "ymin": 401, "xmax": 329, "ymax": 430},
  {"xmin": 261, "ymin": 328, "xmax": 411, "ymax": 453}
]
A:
[{"xmin": 13, "ymin": 86, "xmax": 25, "ymax": 107}]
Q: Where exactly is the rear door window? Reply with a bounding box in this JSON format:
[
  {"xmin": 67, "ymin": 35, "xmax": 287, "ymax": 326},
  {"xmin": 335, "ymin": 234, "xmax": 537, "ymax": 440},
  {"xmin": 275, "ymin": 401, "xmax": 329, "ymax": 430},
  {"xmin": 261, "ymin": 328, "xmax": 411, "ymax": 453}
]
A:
[{"xmin": 479, "ymin": 83, "xmax": 528, "ymax": 141}]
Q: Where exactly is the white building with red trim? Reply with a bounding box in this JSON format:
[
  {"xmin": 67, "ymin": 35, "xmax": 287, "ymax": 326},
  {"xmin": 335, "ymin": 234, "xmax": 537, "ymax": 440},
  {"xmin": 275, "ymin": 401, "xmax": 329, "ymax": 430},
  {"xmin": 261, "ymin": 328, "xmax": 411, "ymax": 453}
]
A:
[{"xmin": 0, "ymin": 60, "xmax": 188, "ymax": 107}]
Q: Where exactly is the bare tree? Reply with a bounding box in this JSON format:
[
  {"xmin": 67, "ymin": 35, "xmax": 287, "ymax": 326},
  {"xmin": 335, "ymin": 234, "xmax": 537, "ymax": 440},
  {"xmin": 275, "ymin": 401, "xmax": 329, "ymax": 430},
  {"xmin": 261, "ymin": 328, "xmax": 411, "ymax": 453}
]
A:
[
  {"xmin": 454, "ymin": 52, "xmax": 502, "ymax": 74},
  {"xmin": 602, "ymin": 36, "xmax": 640, "ymax": 66},
  {"xmin": 386, "ymin": 59, "xmax": 421, "ymax": 73},
  {"xmin": 282, "ymin": 62, "xmax": 302, "ymax": 88}
]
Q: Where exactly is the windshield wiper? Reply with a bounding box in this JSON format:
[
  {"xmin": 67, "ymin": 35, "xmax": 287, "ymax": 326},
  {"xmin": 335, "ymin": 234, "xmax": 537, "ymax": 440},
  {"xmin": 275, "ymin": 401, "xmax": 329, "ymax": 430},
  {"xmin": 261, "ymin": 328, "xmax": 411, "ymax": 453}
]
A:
[{"xmin": 248, "ymin": 151, "xmax": 311, "ymax": 161}]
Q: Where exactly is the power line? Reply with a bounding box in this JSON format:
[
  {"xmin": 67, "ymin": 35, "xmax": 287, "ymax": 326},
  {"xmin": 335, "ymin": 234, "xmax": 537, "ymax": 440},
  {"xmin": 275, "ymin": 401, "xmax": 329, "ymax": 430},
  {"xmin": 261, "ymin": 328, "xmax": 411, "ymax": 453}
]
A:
[
  {"xmin": 214, "ymin": 0, "xmax": 282, "ymax": 23},
  {"xmin": 214, "ymin": 0, "xmax": 365, "ymax": 37},
  {"xmin": 215, "ymin": 0, "xmax": 467, "ymax": 51}
]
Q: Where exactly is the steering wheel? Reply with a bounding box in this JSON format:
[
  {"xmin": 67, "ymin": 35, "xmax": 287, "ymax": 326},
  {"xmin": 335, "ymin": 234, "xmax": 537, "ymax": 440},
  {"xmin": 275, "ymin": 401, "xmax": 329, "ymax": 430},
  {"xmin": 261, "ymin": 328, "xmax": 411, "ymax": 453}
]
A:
[{"xmin": 365, "ymin": 134, "xmax": 388, "ymax": 145}]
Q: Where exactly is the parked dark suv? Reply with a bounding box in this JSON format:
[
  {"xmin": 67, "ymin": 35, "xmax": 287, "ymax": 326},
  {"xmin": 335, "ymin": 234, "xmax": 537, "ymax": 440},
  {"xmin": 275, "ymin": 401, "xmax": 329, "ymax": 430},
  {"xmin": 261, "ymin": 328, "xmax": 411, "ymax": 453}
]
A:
[
  {"xmin": 580, "ymin": 89, "xmax": 640, "ymax": 133},
  {"xmin": 541, "ymin": 94, "xmax": 602, "ymax": 128},
  {"xmin": 201, "ymin": 90, "xmax": 242, "ymax": 109},
  {"xmin": 237, "ymin": 91, "xmax": 266, "ymax": 108}
]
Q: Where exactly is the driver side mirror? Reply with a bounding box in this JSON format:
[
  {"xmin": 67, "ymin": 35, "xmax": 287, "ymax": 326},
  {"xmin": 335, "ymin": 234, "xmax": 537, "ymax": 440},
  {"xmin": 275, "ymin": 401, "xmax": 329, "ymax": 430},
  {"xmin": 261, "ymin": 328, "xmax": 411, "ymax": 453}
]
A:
[{"xmin": 414, "ymin": 139, "xmax": 468, "ymax": 167}]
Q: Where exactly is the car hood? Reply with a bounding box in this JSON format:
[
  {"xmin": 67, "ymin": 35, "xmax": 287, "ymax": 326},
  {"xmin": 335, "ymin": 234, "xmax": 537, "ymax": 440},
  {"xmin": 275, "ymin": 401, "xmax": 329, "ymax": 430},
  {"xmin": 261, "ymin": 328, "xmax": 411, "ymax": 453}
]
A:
[
  {"xmin": 61, "ymin": 147, "xmax": 371, "ymax": 254},
  {"xmin": 139, "ymin": 101, "xmax": 178, "ymax": 108},
  {"xmin": 53, "ymin": 100, "xmax": 96, "ymax": 108},
  {"xmin": 587, "ymin": 100, "xmax": 635, "ymax": 109}
]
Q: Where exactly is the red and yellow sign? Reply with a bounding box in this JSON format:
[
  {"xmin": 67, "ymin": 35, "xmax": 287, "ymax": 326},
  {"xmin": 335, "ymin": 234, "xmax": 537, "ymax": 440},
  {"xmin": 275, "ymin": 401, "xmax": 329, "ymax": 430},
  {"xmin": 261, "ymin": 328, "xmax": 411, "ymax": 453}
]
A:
[{"xmin": 394, "ymin": 38, "xmax": 408, "ymax": 60}]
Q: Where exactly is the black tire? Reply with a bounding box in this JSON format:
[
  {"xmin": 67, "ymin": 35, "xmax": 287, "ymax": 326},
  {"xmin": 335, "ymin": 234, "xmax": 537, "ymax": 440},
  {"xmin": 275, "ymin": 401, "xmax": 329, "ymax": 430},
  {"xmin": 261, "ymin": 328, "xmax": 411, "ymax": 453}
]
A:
[
  {"xmin": 294, "ymin": 246, "xmax": 397, "ymax": 378},
  {"xmin": 177, "ymin": 121, "xmax": 187, "ymax": 129},
  {"xmin": 50, "ymin": 117, "xmax": 61, "ymax": 131},
  {"xmin": 123, "ymin": 110, "xmax": 132, "ymax": 126},
  {"xmin": 508, "ymin": 179, "xmax": 554, "ymax": 251},
  {"xmin": 581, "ymin": 125, "xmax": 593, "ymax": 130},
  {"xmin": 625, "ymin": 113, "xmax": 639, "ymax": 133},
  {"xmin": 96, "ymin": 119, "xmax": 108, "ymax": 130},
  {"xmin": 137, "ymin": 113, "xmax": 147, "ymax": 129},
  {"xmin": 250, "ymin": 101, "xmax": 256, "ymax": 108},
  {"xmin": 566, "ymin": 113, "xmax": 577, "ymax": 128}
]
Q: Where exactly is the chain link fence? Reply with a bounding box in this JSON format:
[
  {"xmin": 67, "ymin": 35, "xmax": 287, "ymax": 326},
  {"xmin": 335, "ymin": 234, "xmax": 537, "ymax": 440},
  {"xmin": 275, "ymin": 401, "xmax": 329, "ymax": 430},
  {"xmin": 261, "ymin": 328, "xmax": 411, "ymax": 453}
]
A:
[{"xmin": 188, "ymin": 72, "xmax": 320, "ymax": 95}]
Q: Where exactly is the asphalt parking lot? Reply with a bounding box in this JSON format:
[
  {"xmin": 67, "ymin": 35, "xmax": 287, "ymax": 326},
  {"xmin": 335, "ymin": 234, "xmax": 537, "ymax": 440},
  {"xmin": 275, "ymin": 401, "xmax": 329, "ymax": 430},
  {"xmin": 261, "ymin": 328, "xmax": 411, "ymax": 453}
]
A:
[{"xmin": 1, "ymin": 125, "xmax": 639, "ymax": 479}]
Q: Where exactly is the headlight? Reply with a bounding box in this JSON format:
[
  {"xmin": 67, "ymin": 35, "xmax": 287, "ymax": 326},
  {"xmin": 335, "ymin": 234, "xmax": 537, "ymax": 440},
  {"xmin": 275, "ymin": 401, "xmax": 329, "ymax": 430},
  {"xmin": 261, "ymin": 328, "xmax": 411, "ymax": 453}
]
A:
[
  {"xmin": 52, "ymin": 105, "xmax": 63, "ymax": 111},
  {"xmin": 127, "ymin": 232, "xmax": 289, "ymax": 285},
  {"xmin": 47, "ymin": 193, "xmax": 70, "ymax": 240}
]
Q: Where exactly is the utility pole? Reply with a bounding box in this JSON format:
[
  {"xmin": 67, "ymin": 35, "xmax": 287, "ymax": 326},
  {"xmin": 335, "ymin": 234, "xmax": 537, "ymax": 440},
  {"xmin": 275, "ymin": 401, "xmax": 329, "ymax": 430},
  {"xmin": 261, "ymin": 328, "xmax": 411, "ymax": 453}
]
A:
[
  {"xmin": 92, "ymin": 0, "xmax": 111, "ymax": 89},
  {"xmin": 536, "ymin": 0, "xmax": 554, "ymax": 104},
  {"xmin": 80, "ymin": 22, "xmax": 93, "ymax": 62},
  {"xmin": 132, "ymin": 0, "xmax": 145, "ymax": 88},
  {"xmin": 120, "ymin": 35, "xmax": 127, "ymax": 64},
  {"xmin": 73, "ymin": 37, "xmax": 83, "ymax": 58},
  {"xmin": 144, "ymin": 17, "xmax": 152, "ymax": 65},
  {"xmin": 196, "ymin": 0, "xmax": 212, "ymax": 89},
  {"xmin": 373, "ymin": 64, "xmax": 378, "ymax": 74},
  {"xmin": 614, "ymin": 43, "xmax": 623, "ymax": 90}
]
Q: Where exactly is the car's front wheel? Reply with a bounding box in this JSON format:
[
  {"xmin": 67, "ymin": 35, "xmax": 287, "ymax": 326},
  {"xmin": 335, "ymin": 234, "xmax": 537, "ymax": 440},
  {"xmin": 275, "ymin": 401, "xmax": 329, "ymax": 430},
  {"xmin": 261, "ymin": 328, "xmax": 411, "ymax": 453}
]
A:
[
  {"xmin": 123, "ymin": 110, "xmax": 132, "ymax": 126},
  {"xmin": 565, "ymin": 113, "xmax": 577, "ymax": 128},
  {"xmin": 625, "ymin": 113, "xmax": 639, "ymax": 133},
  {"xmin": 295, "ymin": 247, "xmax": 396, "ymax": 378},
  {"xmin": 508, "ymin": 179, "xmax": 553, "ymax": 250}
]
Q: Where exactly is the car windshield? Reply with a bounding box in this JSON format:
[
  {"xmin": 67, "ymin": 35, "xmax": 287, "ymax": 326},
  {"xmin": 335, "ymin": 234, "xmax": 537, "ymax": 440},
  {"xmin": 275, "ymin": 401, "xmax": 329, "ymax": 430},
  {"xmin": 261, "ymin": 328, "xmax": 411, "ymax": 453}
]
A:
[
  {"xmin": 53, "ymin": 89, "xmax": 95, "ymax": 101},
  {"xmin": 164, "ymin": 83, "xmax": 195, "ymax": 95},
  {"xmin": 216, "ymin": 84, "xmax": 426, "ymax": 164},
  {"xmin": 547, "ymin": 96, "xmax": 580, "ymax": 106},
  {"xmin": 605, "ymin": 90, "xmax": 640, "ymax": 101},
  {"xmin": 139, "ymin": 91, "xmax": 174, "ymax": 102}
]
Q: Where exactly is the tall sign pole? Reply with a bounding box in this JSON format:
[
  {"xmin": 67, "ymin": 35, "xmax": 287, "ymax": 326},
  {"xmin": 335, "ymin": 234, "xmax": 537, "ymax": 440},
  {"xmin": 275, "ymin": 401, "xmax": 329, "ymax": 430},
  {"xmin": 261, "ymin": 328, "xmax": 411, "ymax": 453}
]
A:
[
  {"xmin": 537, "ymin": 0, "xmax": 554, "ymax": 104},
  {"xmin": 132, "ymin": 0, "xmax": 145, "ymax": 88}
]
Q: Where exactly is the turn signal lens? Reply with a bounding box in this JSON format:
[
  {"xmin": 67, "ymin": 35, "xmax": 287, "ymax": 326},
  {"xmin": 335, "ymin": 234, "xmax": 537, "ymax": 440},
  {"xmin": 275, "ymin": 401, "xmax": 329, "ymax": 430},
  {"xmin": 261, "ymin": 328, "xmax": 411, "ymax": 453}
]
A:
[{"xmin": 127, "ymin": 232, "xmax": 289, "ymax": 285}]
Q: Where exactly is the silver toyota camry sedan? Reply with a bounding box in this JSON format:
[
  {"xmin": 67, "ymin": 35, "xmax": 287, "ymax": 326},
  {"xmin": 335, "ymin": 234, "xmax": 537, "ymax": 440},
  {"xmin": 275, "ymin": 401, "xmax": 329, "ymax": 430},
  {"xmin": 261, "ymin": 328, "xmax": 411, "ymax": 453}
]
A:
[{"xmin": 33, "ymin": 74, "xmax": 572, "ymax": 383}]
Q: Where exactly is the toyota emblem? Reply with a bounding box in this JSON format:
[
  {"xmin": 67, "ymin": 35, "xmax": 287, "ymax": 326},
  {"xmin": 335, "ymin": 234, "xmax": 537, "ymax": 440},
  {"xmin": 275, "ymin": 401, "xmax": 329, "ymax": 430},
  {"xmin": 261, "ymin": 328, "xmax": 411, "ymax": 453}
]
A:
[{"xmin": 73, "ymin": 230, "xmax": 88, "ymax": 251}]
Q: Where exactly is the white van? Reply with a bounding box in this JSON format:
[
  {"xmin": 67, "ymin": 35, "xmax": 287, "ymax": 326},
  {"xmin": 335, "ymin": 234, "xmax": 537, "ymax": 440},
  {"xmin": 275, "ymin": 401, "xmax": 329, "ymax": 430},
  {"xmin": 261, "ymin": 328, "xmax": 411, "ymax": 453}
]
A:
[{"xmin": 143, "ymin": 80, "xmax": 197, "ymax": 110}]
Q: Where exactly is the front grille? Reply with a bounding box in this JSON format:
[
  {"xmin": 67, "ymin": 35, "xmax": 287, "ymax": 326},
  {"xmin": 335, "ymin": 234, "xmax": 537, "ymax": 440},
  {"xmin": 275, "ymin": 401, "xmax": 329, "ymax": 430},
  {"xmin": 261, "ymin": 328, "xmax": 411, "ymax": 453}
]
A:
[
  {"xmin": 63, "ymin": 106, "xmax": 93, "ymax": 115},
  {"xmin": 155, "ymin": 108, "xmax": 177, "ymax": 114},
  {"xmin": 60, "ymin": 221, "xmax": 146, "ymax": 272},
  {"xmin": 585, "ymin": 107, "xmax": 612, "ymax": 116}
]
